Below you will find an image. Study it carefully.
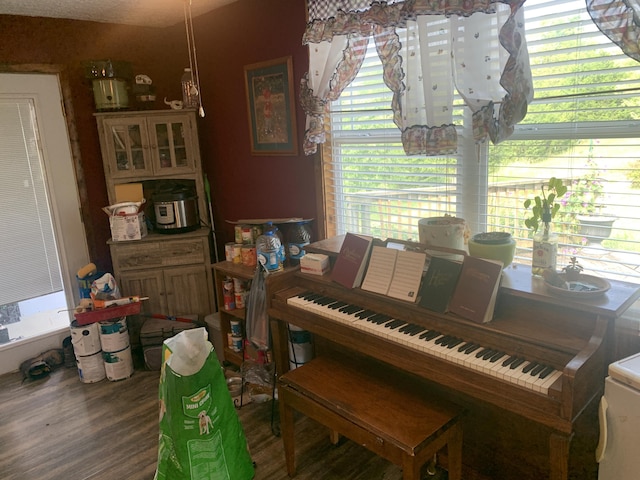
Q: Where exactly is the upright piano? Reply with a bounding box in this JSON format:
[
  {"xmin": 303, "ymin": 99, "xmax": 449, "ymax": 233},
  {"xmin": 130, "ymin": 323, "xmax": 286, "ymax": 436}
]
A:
[{"xmin": 268, "ymin": 236, "xmax": 640, "ymax": 480}]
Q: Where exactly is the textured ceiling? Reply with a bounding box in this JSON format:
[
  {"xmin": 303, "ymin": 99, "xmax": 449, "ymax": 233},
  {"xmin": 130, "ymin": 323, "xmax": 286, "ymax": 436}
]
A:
[{"xmin": 0, "ymin": 0, "xmax": 238, "ymax": 28}]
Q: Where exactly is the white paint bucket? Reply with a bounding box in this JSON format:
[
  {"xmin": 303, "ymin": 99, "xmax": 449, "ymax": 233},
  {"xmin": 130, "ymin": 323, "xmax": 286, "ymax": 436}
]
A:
[
  {"xmin": 287, "ymin": 324, "xmax": 313, "ymax": 370},
  {"xmin": 70, "ymin": 320, "xmax": 101, "ymax": 356},
  {"xmin": 76, "ymin": 351, "xmax": 106, "ymax": 383},
  {"xmin": 103, "ymin": 346, "xmax": 134, "ymax": 381},
  {"xmin": 99, "ymin": 317, "xmax": 130, "ymax": 353}
]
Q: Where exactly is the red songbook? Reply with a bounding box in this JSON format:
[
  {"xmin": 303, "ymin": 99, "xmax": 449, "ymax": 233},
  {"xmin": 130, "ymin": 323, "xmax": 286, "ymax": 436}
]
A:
[
  {"xmin": 448, "ymin": 255, "xmax": 503, "ymax": 323},
  {"xmin": 331, "ymin": 233, "xmax": 374, "ymax": 289}
]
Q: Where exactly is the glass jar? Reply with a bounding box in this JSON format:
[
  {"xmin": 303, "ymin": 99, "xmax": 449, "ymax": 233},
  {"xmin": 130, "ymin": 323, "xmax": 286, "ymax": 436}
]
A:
[{"xmin": 532, "ymin": 221, "xmax": 558, "ymax": 276}]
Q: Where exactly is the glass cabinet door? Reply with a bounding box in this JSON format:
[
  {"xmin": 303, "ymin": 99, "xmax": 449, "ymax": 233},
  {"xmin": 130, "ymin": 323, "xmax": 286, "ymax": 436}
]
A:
[
  {"xmin": 103, "ymin": 118, "xmax": 153, "ymax": 178},
  {"xmin": 149, "ymin": 115, "xmax": 195, "ymax": 174}
]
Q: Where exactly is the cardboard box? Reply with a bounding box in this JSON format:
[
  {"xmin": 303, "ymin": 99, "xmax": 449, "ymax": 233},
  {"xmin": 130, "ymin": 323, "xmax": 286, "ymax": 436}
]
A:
[
  {"xmin": 109, "ymin": 212, "xmax": 148, "ymax": 241},
  {"xmin": 300, "ymin": 253, "xmax": 330, "ymax": 276},
  {"xmin": 114, "ymin": 183, "xmax": 144, "ymax": 203}
]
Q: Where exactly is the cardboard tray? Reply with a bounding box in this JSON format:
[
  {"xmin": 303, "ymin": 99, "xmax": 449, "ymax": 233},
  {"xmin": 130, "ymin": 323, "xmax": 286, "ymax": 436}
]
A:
[{"xmin": 74, "ymin": 302, "xmax": 141, "ymax": 326}]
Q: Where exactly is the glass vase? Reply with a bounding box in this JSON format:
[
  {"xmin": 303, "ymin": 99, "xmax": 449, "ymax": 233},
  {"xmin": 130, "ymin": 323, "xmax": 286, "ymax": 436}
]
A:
[{"xmin": 532, "ymin": 222, "xmax": 558, "ymax": 276}]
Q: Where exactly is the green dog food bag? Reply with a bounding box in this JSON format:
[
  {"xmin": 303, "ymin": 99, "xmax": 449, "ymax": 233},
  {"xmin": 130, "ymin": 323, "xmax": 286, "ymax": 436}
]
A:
[{"xmin": 154, "ymin": 328, "xmax": 254, "ymax": 480}]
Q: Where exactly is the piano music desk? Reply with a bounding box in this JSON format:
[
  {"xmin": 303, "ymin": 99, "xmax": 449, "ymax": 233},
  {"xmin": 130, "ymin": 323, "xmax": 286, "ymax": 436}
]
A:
[{"xmin": 278, "ymin": 356, "xmax": 463, "ymax": 480}]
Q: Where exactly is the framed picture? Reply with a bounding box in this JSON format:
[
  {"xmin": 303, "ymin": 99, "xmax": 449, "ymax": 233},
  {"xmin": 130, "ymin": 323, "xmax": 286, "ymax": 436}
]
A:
[{"xmin": 244, "ymin": 56, "xmax": 298, "ymax": 155}]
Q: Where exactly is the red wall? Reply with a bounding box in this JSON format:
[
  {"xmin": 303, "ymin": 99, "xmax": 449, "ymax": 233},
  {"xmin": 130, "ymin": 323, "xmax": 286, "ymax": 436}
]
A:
[{"xmin": 0, "ymin": 0, "xmax": 316, "ymax": 271}]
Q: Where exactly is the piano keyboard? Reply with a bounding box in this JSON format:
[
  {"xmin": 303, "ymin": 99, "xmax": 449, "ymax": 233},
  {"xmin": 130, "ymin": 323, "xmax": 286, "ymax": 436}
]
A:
[{"xmin": 287, "ymin": 292, "xmax": 563, "ymax": 395}]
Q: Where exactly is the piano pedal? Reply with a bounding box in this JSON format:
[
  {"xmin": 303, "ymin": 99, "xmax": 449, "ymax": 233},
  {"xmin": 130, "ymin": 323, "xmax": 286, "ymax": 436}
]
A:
[{"xmin": 425, "ymin": 454, "xmax": 438, "ymax": 476}]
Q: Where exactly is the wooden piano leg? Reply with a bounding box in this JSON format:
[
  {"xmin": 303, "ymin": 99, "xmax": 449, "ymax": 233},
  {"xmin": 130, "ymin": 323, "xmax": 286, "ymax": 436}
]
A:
[
  {"xmin": 447, "ymin": 422, "xmax": 463, "ymax": 480},
  {"xmin": 549, "ymin": 432, "xmax": 573, "ymax": 480}
]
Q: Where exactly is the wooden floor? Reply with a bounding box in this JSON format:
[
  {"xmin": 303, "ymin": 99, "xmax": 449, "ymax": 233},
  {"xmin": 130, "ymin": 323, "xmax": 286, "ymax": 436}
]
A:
[{"xmin": 0, "ymin": 364, "xmax": 447, "ymax": 480}]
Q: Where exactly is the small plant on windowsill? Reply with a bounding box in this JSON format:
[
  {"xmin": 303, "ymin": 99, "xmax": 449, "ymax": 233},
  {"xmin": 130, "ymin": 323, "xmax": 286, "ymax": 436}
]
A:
[
  {"xmin": 524, "ymin": 177, "xmax": 568, "ymax": 275},
  {"xmin": 562, "ymin": 256, "xmax": 583, "ymax": 281}
]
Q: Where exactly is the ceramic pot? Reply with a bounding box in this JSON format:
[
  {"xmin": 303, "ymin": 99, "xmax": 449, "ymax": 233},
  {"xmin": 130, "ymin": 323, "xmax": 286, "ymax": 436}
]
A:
[{"xmin": 468, "ymin": 232, "xmax": 516, "ymax": 268}]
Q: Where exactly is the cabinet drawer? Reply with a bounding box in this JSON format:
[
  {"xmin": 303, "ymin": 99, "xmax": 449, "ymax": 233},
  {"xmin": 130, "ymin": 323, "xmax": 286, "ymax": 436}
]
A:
[{"xmin": 111, "ymin": 238, "xmax": 206, "ymax": 270}]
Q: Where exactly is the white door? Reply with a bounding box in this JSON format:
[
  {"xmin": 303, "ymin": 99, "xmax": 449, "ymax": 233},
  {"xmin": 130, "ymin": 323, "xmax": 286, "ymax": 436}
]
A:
[{"xmin": 0, "ymin": 73, "xmax": 89, "ymax": 375}]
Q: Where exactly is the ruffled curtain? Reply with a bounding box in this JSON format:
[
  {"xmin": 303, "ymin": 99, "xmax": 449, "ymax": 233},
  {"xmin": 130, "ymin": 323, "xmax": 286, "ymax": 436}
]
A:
[
  {"xmin": 586, "ymin": 0, "xmax": 640, "ymax": 62},
  {"xmin": 300, "ymin": 0, "xmax": 533, "ymax": 156}
]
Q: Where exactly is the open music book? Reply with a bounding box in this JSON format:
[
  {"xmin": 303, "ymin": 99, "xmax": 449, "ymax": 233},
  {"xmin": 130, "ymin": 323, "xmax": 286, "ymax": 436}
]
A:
[{"xmin": 361, "ymin": 246, "xmax": 427, "ymax": 302}]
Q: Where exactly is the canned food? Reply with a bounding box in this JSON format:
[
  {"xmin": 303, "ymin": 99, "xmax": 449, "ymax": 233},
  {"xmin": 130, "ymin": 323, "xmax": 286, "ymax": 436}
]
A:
[
  {"xmin": 232, "ymin": 244, "xmax": 243, "ymax": 264},
  {"xmin": 240, "ymin": 225, "xmax": 253, "ymax": 244},
  {"xmin": 241, "ymin": 245, "xmax": 257, "ymax": 267},
  {"xmin": 225, "ymin": 242, "xmax": 235, "ymax": 262}
]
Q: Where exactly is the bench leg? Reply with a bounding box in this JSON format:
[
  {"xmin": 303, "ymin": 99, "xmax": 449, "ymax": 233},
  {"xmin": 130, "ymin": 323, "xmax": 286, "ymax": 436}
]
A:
[
  {"xmin": 401, "ymin": 454, "xmax": 422, "ymax": 480},
  {"xmin": 329, "ymin": 429, "xmax": 340, "ymax": 445},
  {"xmin": 279, "ymin": 395, "xmax": 297, "ymax": 476},
  {"xmin": 447, "ymin": 423, "xmax": 463, "ymax": 480}
]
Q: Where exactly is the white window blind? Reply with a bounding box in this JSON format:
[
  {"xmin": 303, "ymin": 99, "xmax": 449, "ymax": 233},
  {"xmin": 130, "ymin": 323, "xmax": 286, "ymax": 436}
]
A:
[
  {"xmin": 0, "ymin": 100, "xmax": 63, "ymax": 305},
  {"xmin": 325, "ymin": 0, "xmax": 640, "ymax": 282}
]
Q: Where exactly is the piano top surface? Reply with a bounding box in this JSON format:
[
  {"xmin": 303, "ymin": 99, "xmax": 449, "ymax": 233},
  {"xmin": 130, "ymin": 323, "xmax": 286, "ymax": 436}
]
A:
[{"xmin": 306, "ymin": 235, "xmax": 640, "ymax": 319}]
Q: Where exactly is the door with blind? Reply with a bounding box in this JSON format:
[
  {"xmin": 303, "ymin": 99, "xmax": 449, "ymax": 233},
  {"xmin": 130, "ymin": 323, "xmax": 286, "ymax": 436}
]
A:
[{"xmin": 0, "ymin": 73, "xmax": 89, "ymax": 375}]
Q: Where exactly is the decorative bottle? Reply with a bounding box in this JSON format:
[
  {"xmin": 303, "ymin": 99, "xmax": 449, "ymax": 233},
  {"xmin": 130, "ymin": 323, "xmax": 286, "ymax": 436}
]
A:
[
  {"xmin": 531, "ymin": 211, "xmax": 558, "ymax": 276},
  {"xmin": 180, "ymin": 68, "xmax": 199, "ymax": 108}
]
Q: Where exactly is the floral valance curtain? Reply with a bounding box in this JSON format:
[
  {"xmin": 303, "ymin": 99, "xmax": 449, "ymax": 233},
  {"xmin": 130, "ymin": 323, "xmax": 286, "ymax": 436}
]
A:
[
  {"xmin": 587, "ymin": 0, "xmax": 640, "ymax": 62},
  {"xmin": 300, "ymin": 0, "xmax": 533, "ymax": 156}
]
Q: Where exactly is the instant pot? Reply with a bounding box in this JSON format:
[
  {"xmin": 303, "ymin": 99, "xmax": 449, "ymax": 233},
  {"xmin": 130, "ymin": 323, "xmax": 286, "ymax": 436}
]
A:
[{"xmin": 152, "ymin": 184, "xmax": 199, "ymax": 234}]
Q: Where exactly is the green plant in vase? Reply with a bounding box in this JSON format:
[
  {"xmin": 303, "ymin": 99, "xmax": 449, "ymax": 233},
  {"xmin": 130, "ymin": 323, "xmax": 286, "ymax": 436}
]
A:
[{"xmin": 524, "ymin": 177, "xmax": 568, "ymax": 276}]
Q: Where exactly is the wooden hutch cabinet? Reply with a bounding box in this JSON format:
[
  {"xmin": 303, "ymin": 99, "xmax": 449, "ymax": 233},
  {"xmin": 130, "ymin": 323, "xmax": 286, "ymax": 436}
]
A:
[{"xmin": 96, "ymin": 109, "xmax": 215, "ymax": 319}]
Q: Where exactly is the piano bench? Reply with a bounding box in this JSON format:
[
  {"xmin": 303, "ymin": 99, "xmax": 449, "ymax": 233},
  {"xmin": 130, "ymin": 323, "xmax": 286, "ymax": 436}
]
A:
[{"xmin": 278, "ymin": 356, "xmax": 463, "ymax": 480}]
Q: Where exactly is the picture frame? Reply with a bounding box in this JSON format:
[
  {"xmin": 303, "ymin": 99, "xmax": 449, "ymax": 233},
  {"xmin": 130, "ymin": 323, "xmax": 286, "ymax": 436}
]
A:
[{"xmin": 244, "ymin": 56, "xmax": 298, "ymax": 155}]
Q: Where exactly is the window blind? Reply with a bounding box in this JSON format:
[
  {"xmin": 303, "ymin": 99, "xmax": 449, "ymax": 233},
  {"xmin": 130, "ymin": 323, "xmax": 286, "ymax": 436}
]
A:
[
  {"xmin": 0, "ymin": 100, "xmax": 63, "ymax": 305},
  {"xmin": 325, "ymin": 0, "xmax": 640, "ymax": 282}
]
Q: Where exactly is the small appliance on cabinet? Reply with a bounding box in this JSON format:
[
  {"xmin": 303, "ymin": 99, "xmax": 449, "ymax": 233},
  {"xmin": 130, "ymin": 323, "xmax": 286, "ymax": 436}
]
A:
[{"xmin": 596, "ymin": 352, "xmax": 640, "ymax": 479}]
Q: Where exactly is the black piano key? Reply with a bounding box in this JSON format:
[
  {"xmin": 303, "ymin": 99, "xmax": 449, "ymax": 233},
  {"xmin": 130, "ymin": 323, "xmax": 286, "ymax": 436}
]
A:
[
  {"xmin": 530, "ymin": 364, "xmax": 546, "ymax": 376},
  {"xmin": 510, "ymin": 358, "xmax": 526, "ymax": 370},
  {"xmin": 435, "ymin": 335, "xmax": 450, "ymax": 345},
  {"xmin": 458, "ymin": 342, "xmax": 473, "ymax": 352},
  {"xmin": 385, "ymin": 319, "xmax": 405, "ymax": 330},
  {"xmin": 522, "ymin": 362, "xmax": 538, "ymax": 374},
  {"xmin": 489, "ymin": 351, "xmax": 506, "ymax": 363},
  {"xmin": 539, "ymin": 365, "xmax": 555, "ymax": 379},
  {"xmin": 356, "ymin": 310, "xmax": 376, "ymax": 319},
  {"xmin": 328, "ymin": 301, "xmax": 347, "ymax": 309},
  {"xmin": 482, "ymin": 349, "xmax": 497, "ymax": 361},
  {"xmin": 464, "ymin": 343, "xmax": 481, "ymax": 355},
  {"xmin": 420, "ymin": 330, "xmax": 441, "ymax": 341},
  {"xmin": 502, "ymin": 355, "xmax": 517, "ymax": 367},
  {"xmin": 446, "ymin": 338, "xmax": 463, "ymax": 349},
  {"xmin": 408, "ymin": 326, "xmax": 427, "ymax": 336},
  {"xmin": 476, "ymin": 348, "xmax": 491, "ymax": 358}
]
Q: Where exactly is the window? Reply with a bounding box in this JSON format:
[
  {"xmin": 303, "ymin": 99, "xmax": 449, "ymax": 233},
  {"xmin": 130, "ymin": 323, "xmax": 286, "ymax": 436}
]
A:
[
  {"xmin": 0, "ymin": 73, "xmax": 90, "ymax": 352},
  {"xmin": 324, "ymin": 0, "xmax": 640, "ymax": 283}
]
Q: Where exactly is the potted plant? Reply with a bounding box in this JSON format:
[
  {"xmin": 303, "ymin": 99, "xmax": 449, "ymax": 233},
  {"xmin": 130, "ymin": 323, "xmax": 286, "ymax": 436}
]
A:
[
  {"xmin": 562, "ymin": 256, "xmax": 583, "ymax": 281},
  {"xmin": 560, "ymin": 157, "xmax": 617, "ymax": 246},
  {"xmin": 524, "ymin": 177, "xmax": 567, "ymax": 275}
]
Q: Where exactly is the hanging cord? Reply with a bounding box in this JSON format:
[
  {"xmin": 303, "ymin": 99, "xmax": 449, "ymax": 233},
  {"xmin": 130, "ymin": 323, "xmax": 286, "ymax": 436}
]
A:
[{"xmin": 183, "ymin": 0, "xmax": 205, "ymax": 117}]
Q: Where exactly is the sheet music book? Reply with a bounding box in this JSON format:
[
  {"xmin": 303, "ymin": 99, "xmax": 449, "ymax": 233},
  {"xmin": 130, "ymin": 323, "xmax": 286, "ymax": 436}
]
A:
[
  {"xmin": 361, "ymin": 246, "xmax": 427, "ymax": 302},
  {"xmin": 418, "ymin": 256, "xmax": 463, "ymax": 313},
  {"xmin": 448, "ymin": 255, "xmax": 503, "ymax": 323},
  {"xmin": 331, "ymin": 233, "xmax": 374, "ymax": 289}
]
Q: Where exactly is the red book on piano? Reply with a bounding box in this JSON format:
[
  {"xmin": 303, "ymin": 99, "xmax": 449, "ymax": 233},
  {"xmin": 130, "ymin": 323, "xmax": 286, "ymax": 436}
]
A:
[
  {"xmin": 448, "ymin": 255, "xmax": 503, "ymax": 323},
  {"xmin": 331, "ymin": 233, "xmax": 374, "ymax": 289}
]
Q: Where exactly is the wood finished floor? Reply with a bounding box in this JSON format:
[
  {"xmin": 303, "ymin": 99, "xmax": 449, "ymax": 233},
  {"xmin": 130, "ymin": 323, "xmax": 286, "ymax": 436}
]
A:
[{"xmin": 0, "ymin": 365, "xmax": 434, "ymax": 480}]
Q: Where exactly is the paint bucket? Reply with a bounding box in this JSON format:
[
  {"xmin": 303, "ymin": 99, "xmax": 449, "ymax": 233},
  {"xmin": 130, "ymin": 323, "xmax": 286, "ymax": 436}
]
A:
[
  {"xmin": 287, "ymin": 324, "xmax": 313, "ymax": 370},
  {"xmin": 70, "ymin": 320, "xmax": 101, "ymax": 356},
  {"xmin": 99, "ymin": 317, "xmax": 130, "ymax": 353},
  {"xmin": 76, "ymin": 351, "xmax": 106, "ymax": 383},
  {"xmin": 103, "ymin": 346, "xmax": 134, "ymax": 381}
]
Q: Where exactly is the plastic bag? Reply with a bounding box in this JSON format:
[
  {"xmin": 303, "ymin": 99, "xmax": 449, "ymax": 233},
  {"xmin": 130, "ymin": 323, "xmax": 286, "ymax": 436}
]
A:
[
  {"xmin": 154, "ymin": 328, "xmax": 254, "ymax": 480},
  {"xmin": 245, "ymin": 266, "xmax": 269, "ymax": 350}
]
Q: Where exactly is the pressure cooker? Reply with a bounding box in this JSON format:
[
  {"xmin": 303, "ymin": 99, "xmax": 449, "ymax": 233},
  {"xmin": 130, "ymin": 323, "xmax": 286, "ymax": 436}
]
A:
[{"xmin": 152, "ymin": 185, "xmax": 199, "ymax": 233}]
